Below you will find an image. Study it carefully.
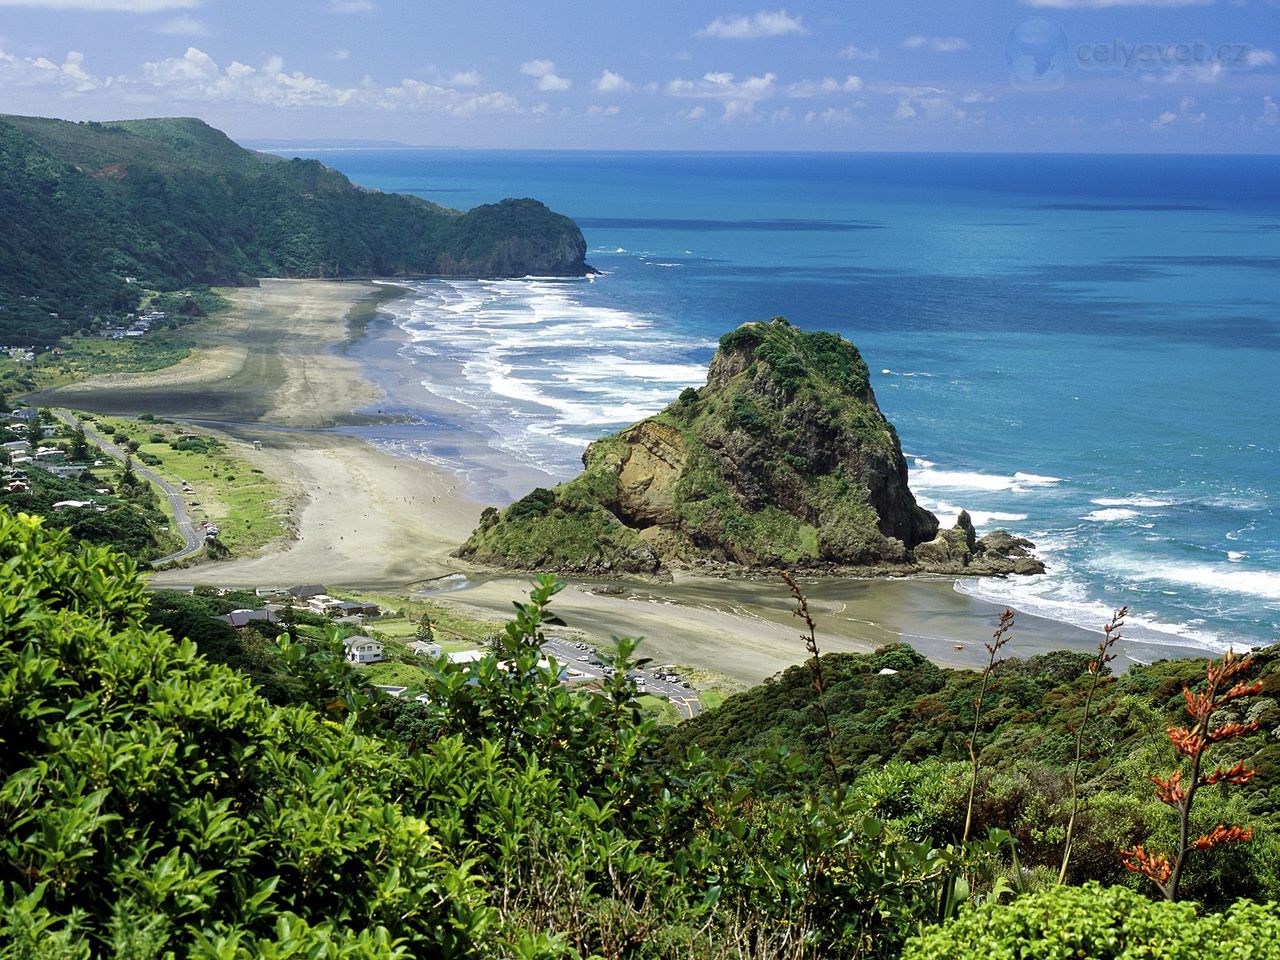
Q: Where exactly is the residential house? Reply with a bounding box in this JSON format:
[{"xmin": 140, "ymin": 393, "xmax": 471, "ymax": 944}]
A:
[
  {"xmin": 287, "ymin": 584, "xmax": 326, "ymax": 600},
  {"xmin": 216, "ymin": 609, "xmax": 280, "ymax": 629},
  {"xmin": 407, "ymin": 640, "xmax": 442, "ymax": 659},
  {"xmin": 52, "ymin": 499, "xmax": 106, "ymax": 513},
  {"xmin": 343, "ymin": 636, "xmax": 384, "ymax": 665},
  {"xmin": 45, "ymin": 464, "xmax": 90, "ymax": 479}
]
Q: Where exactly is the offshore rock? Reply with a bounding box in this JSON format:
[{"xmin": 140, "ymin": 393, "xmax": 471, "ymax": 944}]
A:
[{"xmin": 457, "ymin": 318, "xmax": 1038, "ymax": 577}]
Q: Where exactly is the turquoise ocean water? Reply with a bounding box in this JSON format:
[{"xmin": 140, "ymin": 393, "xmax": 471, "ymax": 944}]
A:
[{"xmin": 285, "ymin": 149, "xmax": 1279, "ymax": 655}]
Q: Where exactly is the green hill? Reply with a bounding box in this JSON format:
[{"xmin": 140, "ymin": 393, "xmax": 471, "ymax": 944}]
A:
[
  {"xmin": 0, "ymin": 114, "xmax": 589, "ymax": 344},
  {"xmin": 457, "ymin": 317, "xmax": 1042, "ymax": 575}
]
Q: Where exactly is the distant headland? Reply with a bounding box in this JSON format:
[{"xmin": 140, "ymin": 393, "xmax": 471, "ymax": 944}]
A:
[{"xmin": 0, "ymin": 113, "xmax": 590, "ymax": 346}]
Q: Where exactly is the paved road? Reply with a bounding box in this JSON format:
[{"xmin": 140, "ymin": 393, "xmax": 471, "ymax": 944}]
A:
[
  {"xmin": 541, "ymin": 635, "xmax": 704, "ymax": 719},
  {"xmin": 54, "ymin": 410, "xmax": 204, "ymax": 566}
]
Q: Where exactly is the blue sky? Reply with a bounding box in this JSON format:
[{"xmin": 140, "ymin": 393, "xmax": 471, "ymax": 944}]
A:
[{"xmin": 0, "ymin": 0, "xmax": 1276, "ymax": 151}]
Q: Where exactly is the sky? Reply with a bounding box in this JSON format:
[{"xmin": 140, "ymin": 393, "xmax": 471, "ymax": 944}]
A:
[{"xmin": 0, "ymin": 0, "xmax": 1277, "ymax": 152}]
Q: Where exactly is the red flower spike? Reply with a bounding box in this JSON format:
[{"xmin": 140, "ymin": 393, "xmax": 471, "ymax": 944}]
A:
[
  {"xmin": 1207, "ymin": 720, "xmax": 1261, "ymax": 743},
  {"xmin": 1191, "ymin": 825, "xmax": 1254, "ymax": 851},
  {"xmin": 1202, "ymin": 761, "xmax": 1257, "ymax": 787},
  {"xmin": 1122, "ymin": 846, "xmax": 1173, "ymax": 885}
]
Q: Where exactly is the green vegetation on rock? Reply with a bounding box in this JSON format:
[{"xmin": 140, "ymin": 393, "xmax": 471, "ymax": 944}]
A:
[
  {"xmin": 0, "ymin": 114, "xmax": 588, "ymax": 344},
  {"xmin": 459, "ymin": 318, "xmax": 992, "ymax": 573}
]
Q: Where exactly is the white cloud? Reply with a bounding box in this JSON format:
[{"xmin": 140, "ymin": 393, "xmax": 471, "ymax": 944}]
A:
[
  {"xmin": 1151, "ymin": 110, "xmax": 1178, "ymax": 128},
  {"xmin": 785, "ymin": 75, "xmax": 862, "ymax": 97},
  {"xmin": 1143, "ymin": 62, "xmax": 1224, "ymax": 83},
  {"xmin": 0, "ymin": 0, "xmax": 195, "ymax": 8},
  {"xmin": 839, "ymin": 44, "xmax": 879, "ymax": 61},
  {"xmin": 0, "ymin": 46, "xmax": 100, "ymax": 91},
  {"xmin": 586, "ymin": 104, "xmax": 621, "ymax": 117},
  {"xmin": 0, "ymin": 42, "xmax": 528, "ymax": 117},
  {"xmin": 1256, "ymin": 95, "xmax": 1278, "ymax": 127},
  {"xmin": 333, "ymin": 48, "xmax": 350, "ymax": 61},
  {"xmin": 962, "ymin": 91, "xmax": 996, "ymax": 103},
  {"xmin": 902, "ymin": 35, "xmax": 970, "ymax": 53},
  {"xmin": 447, "ymin": 70, "xmax": 483, "ymax": 87},
  {"xmin": 1023, "ymin": 0, "xmax": 1209, "ymax": 6},
  {"xmin": 384, "ymin": 79, "xmax": 519, "ymax": 116},
  {"xmin": 155, "ymin": 14, "xmax": 208, "ymax": 36},
  {"xmin": 679, "ymin": 105, "xmax": 706, "ymax": 120},
  {"xmin": 328, "ymin": 0, "xmax": 376, "ymax": 11},
  {"xmin": 666, "ymin": 70, "xmax": 776, "ymax": 101},
  {"xmin": 698, "ymin": 9, "xmax": 805, "ymax": 40},
  {"xmin": 1245, "ymin": 48, "xmax": 1277, "ymax": 68},
  {"xmin": 722, "ymin": 99, "xmax": 756, "ymax": 120},
  {"xmin": 520, "ymin": 59, "xmax": 571, "ymax": 92},
  {"xmin": 893, "ymin": 91, "xmax": 967, "ymax": 122},
  {"xmin": 139, "ymin": 47, "xmax": 361, "ymax": 107},
  {"xmin": 804, "ymin": 106, "xmax": 856, "ymax": 125},
  {"xmin": 594, "ymin": 69, "xmax": 631, "ymax": 93}
]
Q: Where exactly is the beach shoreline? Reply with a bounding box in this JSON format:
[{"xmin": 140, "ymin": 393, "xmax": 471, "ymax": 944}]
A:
[{"xmin": 30, "ymin": 279, "xmax": 1218, "ymax": 686}]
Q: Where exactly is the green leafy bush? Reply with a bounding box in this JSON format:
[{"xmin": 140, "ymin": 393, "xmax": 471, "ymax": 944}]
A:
[{"xmin": 902, "ymin": 882, "xmax": 1280, "ymax": 960}]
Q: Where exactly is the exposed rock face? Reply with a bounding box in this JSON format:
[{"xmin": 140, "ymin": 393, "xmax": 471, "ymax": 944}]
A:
[{"xmin": 457, "ymin": 318, "xmax": 1039, "ymax": 577}]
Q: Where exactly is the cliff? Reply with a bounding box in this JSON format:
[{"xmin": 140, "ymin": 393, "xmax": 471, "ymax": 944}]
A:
[
  {"xmin": 457, "ymin": 318, "xmax": 1043, "ymax": 576},
  {"xmin": 0, "ymin": 114, "xmax": 589, "ymax": 344}
]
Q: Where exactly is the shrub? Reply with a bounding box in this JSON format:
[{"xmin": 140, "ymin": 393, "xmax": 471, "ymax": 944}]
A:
[{"xmin": 902, "ymin": 882, "xmax": 1280, "ymax": 960}]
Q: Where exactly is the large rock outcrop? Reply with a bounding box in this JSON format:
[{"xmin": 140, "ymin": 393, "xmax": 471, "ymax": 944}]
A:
[{"xmin": 457, "ymin": 318, "xmax": 1041, "ymax": 576}]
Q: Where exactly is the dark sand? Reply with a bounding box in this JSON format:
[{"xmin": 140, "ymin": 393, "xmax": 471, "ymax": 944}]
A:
[{"xmin": 36, "ymin": 279, "xmax": 1217, "ymax": 686}]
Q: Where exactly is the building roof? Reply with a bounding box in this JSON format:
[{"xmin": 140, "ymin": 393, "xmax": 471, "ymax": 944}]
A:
[
  {"xmin": 287, "ymin": 584, "xmax": 327, "ymax": 598},
  {"xmin": 342, "ymin": 635, "xmax": 381, "ymax": 649},
  {"xmin": 216, "ymin": 608, "xmax": 279, "ymax": 629}
]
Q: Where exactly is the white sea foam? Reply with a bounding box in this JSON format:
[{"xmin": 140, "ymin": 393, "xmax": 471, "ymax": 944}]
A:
[
  {"xmin": 1014, "ymin": 472, "xmax": 1063, "ymax": 486},
  {"xmin": 1096, "ymin": 556, "xmax": 1280, "ymax": 602},
  {"xmin": 910, "ymin": 458, "xmax": 1068, "ymax": 495},
  {"xmin": 954, "ymin": 574, "xmax": 1231, "ymax": 653},
  {"xmin": 880, "ymin": 368, "xmax": 934, "ymax": 377},
  {"xmin": 1083, "ymin": 508, "xmax": 1140, "ymax": 522},
  {"xmin": 914, "ymin": 494, "xmax": 1027, "ymax": 528},
  {"xmin": 385, "ymin": 277, "xmax": 712, "ymax": 476},
  {"xmin": 1091, "ymin": 496, "xmax": 1173, "ymax": 508},
  {"xmin": 1228, "ymin": 551, "xmax": 1246, "ymax": 562}
]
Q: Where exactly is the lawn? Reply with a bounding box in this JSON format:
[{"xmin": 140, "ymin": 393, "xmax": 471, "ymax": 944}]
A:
[{"xmin": 82, "ymin": 415, "xmax": 290, "ymax": 557}]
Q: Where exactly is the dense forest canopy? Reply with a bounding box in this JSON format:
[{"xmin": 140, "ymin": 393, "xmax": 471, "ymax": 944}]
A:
[{"xmin": 3, "ymin": 507, "xmax": 1277, "ymax": 958}]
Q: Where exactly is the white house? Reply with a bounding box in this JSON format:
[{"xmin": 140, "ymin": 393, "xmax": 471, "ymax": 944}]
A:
[
  {"xmin": 343, "ymin": 636, "xmax": 384, "ymax": 665},
  {"xmin": 407, "ymin": 640, "xmax": 442, "ymax": 659}
]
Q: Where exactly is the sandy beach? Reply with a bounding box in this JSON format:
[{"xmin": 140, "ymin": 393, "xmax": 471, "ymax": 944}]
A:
[{"xmin": 32, "ymin": 279, "xmax": 1214, "ymax": 686}]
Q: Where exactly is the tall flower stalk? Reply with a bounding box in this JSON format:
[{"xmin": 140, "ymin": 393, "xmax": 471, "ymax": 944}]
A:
[
  {"xmin": 1122, "ymin": 649, "xmax": 1262, "ymax": 901},
  {"xmin": 782, "ymin": 572, "xmax": 842, "ymax": 794},
  {"xmin": 1058, "ymin": 607, "xmax": 1126, "ymax": 884},
  {"xmin": 963, "ymin": 608, "xmax": 1015, "ymax": 844}
]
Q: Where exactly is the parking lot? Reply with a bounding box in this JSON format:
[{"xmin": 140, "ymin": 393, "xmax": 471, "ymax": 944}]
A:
[{"xmin": 541, "ymin": 635, "xmax": 703, "ymax": 719}]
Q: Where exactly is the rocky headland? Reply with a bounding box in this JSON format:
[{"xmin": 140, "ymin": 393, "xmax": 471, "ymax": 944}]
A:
[{"xmin": 457, "ymin": 318, "xmax": 1045, "ymax": 578}]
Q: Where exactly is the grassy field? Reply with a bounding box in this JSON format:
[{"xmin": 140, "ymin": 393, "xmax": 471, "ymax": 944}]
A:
[
  {"xmin": 363, "ymin": 660, "xmax": 434, "ymax": 688},
  {"xmin": 81, "ymin": 414, "xmax": 290, "ymax": 558},
  {"xmin": 0, "ymin": 335, "xmax": 195, "ymax": 399}
]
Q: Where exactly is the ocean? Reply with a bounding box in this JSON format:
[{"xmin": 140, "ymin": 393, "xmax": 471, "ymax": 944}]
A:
[{"xmin": 282, "ymin": 148, "xmax": 1280, "ymax": 655}]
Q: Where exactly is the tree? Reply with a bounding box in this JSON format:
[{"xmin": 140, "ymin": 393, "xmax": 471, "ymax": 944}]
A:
[
  {"xmin": 24, "ymin": 408, "xmax": 43, "ymax": 451},
  {"xmin": 415, "ymin": 611, "xmax": 434, "ymax": 643},
  {"xmin": 69, "ymin": 421, "xmax": 90, "ymax": 462}
]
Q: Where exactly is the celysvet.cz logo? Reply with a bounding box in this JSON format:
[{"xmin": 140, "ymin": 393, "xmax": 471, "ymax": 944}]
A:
[{"xmin": 1007, "ymin": 18, "xmax": 1264, "ymax": 89}]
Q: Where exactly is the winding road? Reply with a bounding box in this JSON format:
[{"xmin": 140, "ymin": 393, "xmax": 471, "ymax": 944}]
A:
[{"xmin": 53, "ymin": 410, "xmax": 204, "ymax": 566}]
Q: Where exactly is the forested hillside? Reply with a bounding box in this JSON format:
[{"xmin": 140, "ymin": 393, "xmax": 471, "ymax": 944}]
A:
[
  {"xmin": 0, "ymin": 114, "xmax": 589, "ymax": 344},
  {"xmin": 664, "ymin": 639, "xmax": 1280, "ymax": 903},
  {"xmin": 3, "ymin": 508, "xmax": 1277, "ymax": 958}
]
